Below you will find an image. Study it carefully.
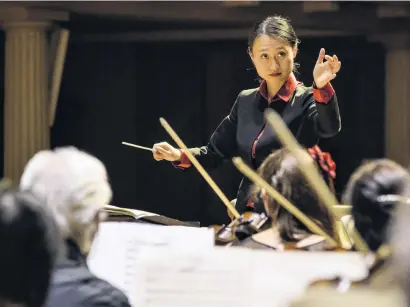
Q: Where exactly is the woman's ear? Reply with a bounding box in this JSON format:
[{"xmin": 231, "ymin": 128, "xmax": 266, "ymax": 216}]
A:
[
  {"xmin": 261, "ymin": 189, "xmax": 271, "ymax": 216},
  {"xmin": 248, "ymin": 47, "xmax": 255, "ymax": 63},
  {"xmin": 260, "ymin": 188, "xmax": 267, "ymax": 200},
  {"xmin": 293, "ymin": 47, "xmax": 298, "ymax": 59}
]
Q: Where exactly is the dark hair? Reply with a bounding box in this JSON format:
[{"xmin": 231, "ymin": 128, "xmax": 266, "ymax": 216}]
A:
[
  {"xmin": 0, "ymin": 188, "xmax": 61, "ymax": 307},
  {"xmin": 252, "ymin": 148, "xmax": 335, "ymax": 241},
  {"xmin": 342, "ymin": 159, "xmax": 410, "ymax": 252},
  {"xmin": 248, "ymin": 15, "xmax": 300, "ymax": 72}
]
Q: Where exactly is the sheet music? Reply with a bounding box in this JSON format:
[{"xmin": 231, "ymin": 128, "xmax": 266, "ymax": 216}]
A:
[
  {"xmin": 86, "ymin": 222, "xmax": 214, "ymax": 305},
  {"xmin": 105, "ymin": 204, "xmax": 159, "ymax": 218},
  {"xmin": 132, "ymin": 247, "xmax": 369, "ymax": 307}
]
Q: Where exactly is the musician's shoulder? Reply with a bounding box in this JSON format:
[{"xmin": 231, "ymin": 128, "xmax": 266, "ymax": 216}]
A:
[{"xmin": 81, "ymin": 278, "xmax": 131, "ymax": 307}]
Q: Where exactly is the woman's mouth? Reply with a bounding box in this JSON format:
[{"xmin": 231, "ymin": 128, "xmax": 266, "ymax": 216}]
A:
[{"xmin": 269, "ymin": 72, "xmax": 282, "ymax": 77}]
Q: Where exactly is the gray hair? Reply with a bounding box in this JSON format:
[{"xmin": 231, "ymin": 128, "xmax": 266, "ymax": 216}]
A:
[{"xmin": 19, "ymin": 146, "xmax": 112, "ymax": 238}]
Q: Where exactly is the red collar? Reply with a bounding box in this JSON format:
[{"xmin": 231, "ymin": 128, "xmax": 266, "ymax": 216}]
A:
[{"xmin": 258, "ymin": 73, "xmax": 301, "ymax": 103}]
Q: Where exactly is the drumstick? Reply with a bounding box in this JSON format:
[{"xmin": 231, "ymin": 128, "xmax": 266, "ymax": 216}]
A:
[
  {"xmin": 122, "ymin": 142, "xmax": 153, "ymax": 152},
  {"xmin": 159, "ymin": 117, "xmax": 241, "ymax": 219}
]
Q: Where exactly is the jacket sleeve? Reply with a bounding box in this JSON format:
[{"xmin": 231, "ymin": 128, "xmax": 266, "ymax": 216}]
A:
[
  {"xmin": 172, "ymin": 92, "xmax": 241, "ymax": 170},
  {"xmin": 83, "ymin": 281, "xmax": 132, "ymax": 307},
  {"xmin": 304, "ymin": 82, "xmax": 341, "ymax": 138}
]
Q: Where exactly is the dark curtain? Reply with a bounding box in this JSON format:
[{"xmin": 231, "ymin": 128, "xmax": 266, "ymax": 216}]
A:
[
  {"xmin": 0, "ymin": 32, "xmax": 4, "ymax": 178},
  {"xmin": 51, "ymin": 35, "xmax": 385, "ymax": 226},
  {"xmin": 295, "ymin": 37, "xmax": 385, "ymax": 200}
]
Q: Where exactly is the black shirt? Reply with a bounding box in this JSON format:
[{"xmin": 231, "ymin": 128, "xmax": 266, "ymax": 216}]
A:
[
  {"xmin": 44, "ymin": 239, "xmax": 131, "ymax": 307},
  {"xmin": 174, "ymin": 74, "xmax": 341, "ymax": 214}
]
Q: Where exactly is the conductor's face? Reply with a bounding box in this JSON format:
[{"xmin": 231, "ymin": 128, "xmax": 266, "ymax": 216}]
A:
[{"xmin": 250, "ymin": 35, "xmax": 296, "ymax": 86}]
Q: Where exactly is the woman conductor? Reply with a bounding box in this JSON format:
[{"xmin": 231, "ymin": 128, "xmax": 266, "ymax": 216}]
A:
[{"xmin": 152, "ymin": 15, "xmax": 342, "ymax": 214}]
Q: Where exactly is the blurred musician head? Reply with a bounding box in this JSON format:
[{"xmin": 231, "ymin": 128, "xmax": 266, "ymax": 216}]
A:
[
  {"xmin": 343, "ymin": 159, "xmax": 410, "ymax": 252},
  {"xmin": 0, "ymin": 188, "xmax": 59, "ymax": 307},
  {"xmin": 253, "ymin": 147, "xmax": 335, "ymax": 241},
  {"xmin": 390, "ymin": 173, "xmax": 410, "ymax": 305},
  {"xmin": 20, "ymin": 146, "xmax": 112, "ymax": 257}
]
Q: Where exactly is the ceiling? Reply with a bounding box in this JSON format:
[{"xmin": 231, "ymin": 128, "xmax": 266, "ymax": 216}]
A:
[{"xmin": 4, "ymin": 1, "xmax": 410, "ymax": 39}]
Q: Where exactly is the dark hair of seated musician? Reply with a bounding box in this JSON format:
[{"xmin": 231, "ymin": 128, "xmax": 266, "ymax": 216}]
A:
[
  {"xmin": 342, "ymin": 159, "xmax": 410, "ymax": 252},
  {"xmin": 341, "ymin": 159, "xmax": 410, "ymax": 290},
  {"xmin": 231, "ymin": 146, "xmax": 336, "ymax": 250},
  {"xmin": 0, "ymin": 188, "xmax": 60, "ymax": 307},
  {"xmin": 388, "ymin": 167, "xmax": 410, "ymax": 304}
]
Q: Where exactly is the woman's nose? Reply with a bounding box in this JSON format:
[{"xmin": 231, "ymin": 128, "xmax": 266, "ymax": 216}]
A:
[{"xmin": 269, "ymin": 59, "xmax": 280, "ymax": 72}]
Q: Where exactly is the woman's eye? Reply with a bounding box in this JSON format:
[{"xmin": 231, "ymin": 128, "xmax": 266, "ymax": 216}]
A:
[{"xmin": 261, "ymin": 53, "xmax": 269, "ymax": 59}]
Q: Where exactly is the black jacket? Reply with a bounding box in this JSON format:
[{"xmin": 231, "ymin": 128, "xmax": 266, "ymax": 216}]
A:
[
  {"xmin": 44, "ymin": 240, "xmax": 131, "ymax": 307},
  {"xmin": 177, "ymin": 83, "xmax": 341, "ymax": 214}
]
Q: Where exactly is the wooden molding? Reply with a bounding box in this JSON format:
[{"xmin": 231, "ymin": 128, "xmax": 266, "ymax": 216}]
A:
[
  {"xmin": 377, "ymin": 2, "xmax": 410, "ymax": 18},
  {"xmin": 302, "ymin": 1, "xmax": 339, "ymax": 13},
  {"xmin": 0, "ymin": 5, "xmax": 69, "ymax": 24},
  {"xmin": 10, "ymin": 2, "xmax": 410, "ymax": 38},
  {"xmin": 72, "ymin": 28, "xmax": 351, "ymax": 43},
  {"xmin": 220, "ymin": 1, "xmax": 260, "ymax": 8},
  {"xmin": 368, "ymin": 32, "xmax": 410, "ymax": 49}
]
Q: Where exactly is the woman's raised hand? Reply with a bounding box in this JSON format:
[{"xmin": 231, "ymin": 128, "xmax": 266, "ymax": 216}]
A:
[{"xmin": 313, "ymin": 48, "xmax": 342, "ymax": 89}]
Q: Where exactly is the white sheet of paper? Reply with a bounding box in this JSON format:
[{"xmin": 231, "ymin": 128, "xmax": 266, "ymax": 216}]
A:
[
  {"xmin": 291, "ymin": 287, "xmax": 406, "ymax": 307},
  {"xmin": 86, "ymin": 222, "xmax": 214, "ymax": 305},
  {"xmin": 132, "ymin": 247, "xmax": 369, "ymax": 307}
]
